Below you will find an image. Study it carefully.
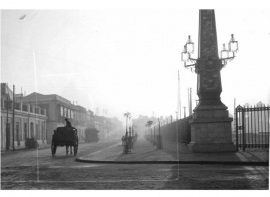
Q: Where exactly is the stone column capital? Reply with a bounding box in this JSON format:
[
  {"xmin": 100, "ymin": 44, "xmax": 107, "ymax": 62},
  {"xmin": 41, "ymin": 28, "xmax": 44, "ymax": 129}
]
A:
[{"xmin": 195, "ymin": 58, "xmax": 223, "ymax": 73}]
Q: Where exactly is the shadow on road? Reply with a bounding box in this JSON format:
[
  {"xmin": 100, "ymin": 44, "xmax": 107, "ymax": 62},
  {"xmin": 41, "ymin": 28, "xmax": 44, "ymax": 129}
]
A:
[{"xmin": 161, "ymin": 164, "xmax": 269, "ymax": 189}]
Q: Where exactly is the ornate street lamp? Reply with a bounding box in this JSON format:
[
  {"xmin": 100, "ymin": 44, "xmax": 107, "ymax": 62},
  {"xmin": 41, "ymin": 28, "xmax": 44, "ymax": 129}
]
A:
[
  {"xmin": 180, "ymin": 10, "xmax": 238, "ymax": 153},
  {"xmin": 123, "ymin": 112, "xmax": 130, "ymax": 136},
  {"xmin": 220, "ymin": 34, "xmax": 239, "ymax": 66},
  {"xmin": 128, "ymin": 115, "xmax": 132, "ymax": 137},
  {"xmin": 181, "ymin": 34, "xmax": 238, "ymax": 70}
]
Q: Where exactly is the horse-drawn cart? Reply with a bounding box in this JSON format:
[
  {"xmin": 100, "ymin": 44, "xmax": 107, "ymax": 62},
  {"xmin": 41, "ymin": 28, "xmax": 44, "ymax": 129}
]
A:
[
  {"xmin": 85, "ymin": 128, "xmax": 99, "ymax": 143},
  {"xmin": 51, "ymin": 126, "xmax": 79, "ymax": 156}
]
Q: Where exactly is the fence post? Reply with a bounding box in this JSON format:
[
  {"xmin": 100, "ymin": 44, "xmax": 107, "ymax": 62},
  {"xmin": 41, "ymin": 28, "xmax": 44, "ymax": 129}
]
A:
[
  {"xmin": 236, "ymin": 107, "xmax": 239, "ymax": 152},
  {"xmin": 242, "ymin": 107, "xmax": 246, "ymax": 151}
]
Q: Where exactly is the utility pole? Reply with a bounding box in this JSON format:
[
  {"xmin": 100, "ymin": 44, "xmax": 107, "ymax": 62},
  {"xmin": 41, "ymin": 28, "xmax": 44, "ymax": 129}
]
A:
[
  {"xmin": 126, "ymin": 116, "xmax": 128, "ymax": 136},
  {"xmin": 158, "ymin": 118, "xmax": 161, "ymax": 149},
  {"xmin": 177, "ymin": 71, "xmax": 181, "ymax": 119},
  {"xmin": 12, "ymin": 85, "xmax": 15, "ymax": 151},
  {"xmin": 234, "ymin": 98, "xmax": 236, "ymax": 134},
  {"xmin": 188, "ymin": 88, "xmax": 190, "ymax": 116},
  {"xmin": 158, "ymin": 118, "xmax": 161, "ymax": 136},
  {"xmin": 190, "ymin": 88, "xmax": 192, "ymax": 116},
  {"xmin": 175, "ymin": 111, "xmax": 178, "ymax": 143},
  {"xmin": 6, "ymin": 93, "xmax": 10, "ymax": 150}
]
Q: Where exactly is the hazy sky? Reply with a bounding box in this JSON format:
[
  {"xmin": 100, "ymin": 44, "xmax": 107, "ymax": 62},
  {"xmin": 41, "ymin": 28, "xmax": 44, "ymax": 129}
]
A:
[{"xmin": 1, "ymin": 0, "xmax": 270, "ymax": 123}]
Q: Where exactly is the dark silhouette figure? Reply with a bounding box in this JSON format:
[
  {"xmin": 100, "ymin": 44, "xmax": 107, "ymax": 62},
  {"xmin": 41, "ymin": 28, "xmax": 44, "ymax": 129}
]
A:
[{"xmin": 65, "ymin": 118, "xmax": 72, "ymax": 128}]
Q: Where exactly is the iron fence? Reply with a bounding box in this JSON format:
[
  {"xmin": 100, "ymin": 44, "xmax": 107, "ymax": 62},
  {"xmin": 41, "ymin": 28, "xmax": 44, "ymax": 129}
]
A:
[{"xmin": 235, "ymin": 105, "xmax": 269, "ymax": 151}]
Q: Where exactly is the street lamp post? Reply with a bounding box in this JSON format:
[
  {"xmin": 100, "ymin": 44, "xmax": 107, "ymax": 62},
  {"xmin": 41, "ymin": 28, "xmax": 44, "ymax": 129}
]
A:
[
  {"xmin": 6, "ymin": 94, "xmax": 11, "ymax": 150},
  {"xmin": 175, "ymin": 111, "xmax": 178, "ymax": 145},
  {"xmin": 181, "ymin": 12, "xmax": 238, "ymax": 111},
  {"xmin": 12, "ymin": 85, "xmax": 15, "ymax": 151},
  {"xmin": 181, "ymin": 34, "xmax": 238, "ymax": 71},
  {"xmin": 124, "ymin": 112, "xmax": 130, "ymax": 136},
  {"xmin": 146, "ymin": 120, "xmax": 153, "ymax": 143},
  {"xmin": 180, "ymin": 10, "xmax": 237, "ymax": 152},
  {"xmin": 123, "ymin": 112, "xmax": 131, "ymax": 154}
]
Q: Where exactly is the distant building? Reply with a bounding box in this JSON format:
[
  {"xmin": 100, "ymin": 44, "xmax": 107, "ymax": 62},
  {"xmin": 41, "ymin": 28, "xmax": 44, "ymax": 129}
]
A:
[
  {"xmin": 93, "ymin": 115, "xmax": 123, "ymax": 139},
  {"xmin": 75, "ymin": 105, "xmax": 87, "ymax": 141},
  {"xmin": 94, "ymin": 115, "xmax": 107, "ymax": 139},
  {"xmin": 1, "ymin": 83, "xmax": 47, "ymax": 150},
  {"xmin": 17, "ymin": 92, "xmax": 87, "ymax": 143},
  {"xmin": 86, "ymin": 110, "xmax": 95, "ymax": 128}
]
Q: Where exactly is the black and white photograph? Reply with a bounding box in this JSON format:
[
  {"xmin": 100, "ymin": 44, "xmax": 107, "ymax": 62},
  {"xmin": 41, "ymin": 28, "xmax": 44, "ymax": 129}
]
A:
[{"xmin": 1, "ymin": 0, "xmax": 269, "ymax": 192}]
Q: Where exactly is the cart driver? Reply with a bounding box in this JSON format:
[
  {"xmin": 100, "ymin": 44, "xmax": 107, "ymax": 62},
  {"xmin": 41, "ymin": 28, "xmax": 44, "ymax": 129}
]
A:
[{"xmin": 65, "ymin": 118, "xmax": 72, "ymax": 128}]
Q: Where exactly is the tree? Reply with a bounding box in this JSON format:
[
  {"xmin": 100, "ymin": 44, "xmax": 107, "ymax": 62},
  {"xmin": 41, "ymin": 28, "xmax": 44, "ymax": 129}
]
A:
[{"xmin": 145, "ymin": 121, "xmax": 153, "ymax": 128}]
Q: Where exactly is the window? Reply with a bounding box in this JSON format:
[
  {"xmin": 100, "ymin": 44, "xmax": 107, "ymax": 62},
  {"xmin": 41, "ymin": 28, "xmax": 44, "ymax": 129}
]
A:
[
  {"xmin": 68, "ymin": 109, "xmax": 70, "ymax": 118},
  {"xmin": 30, "ymin": 122, "xmax": 34, "ymax": 138},
  {"xmin": 64, "ymin": 108, "xmax": 67, "ymax": 117},
  {"xmin": 36, "ymin": 124, "xmax": 39, "ymax": 139},
  {"xmin": 16, "ymin": 122, "xmax": 21, "ymax": 145},
  {"xmin": 60, "ymin": 106, "xmax": 63, "ymax": 116},
  {"xmin": 24, "ymin": 123, "xmax": 27, "ymax": 140},
  {"xmin": 41, "ymin": 124, "xmax": 44, "ymax": 142},
  {"xmin": 15, "ymin": 122, "xmax": 19, "ymax": 141},
  {"xmin": 71, "ymin": 110, "xmax": 74, "ymax": 119}
]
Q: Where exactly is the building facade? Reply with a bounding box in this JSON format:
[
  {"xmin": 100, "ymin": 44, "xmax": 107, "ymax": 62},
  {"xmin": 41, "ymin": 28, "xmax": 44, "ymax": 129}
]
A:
[
  {"xmin": 1, "ymin": 83, "xmax": 47, "ymax": 150},
  {"xmin": 18, "ymin": 92, "xmax": 89, "ymax": 144},
  {"xmin": 2, "ymin": 83, "xmax": 123, "ymax": 148},
  {"xmin": 74, "ymin": 105, "xmax": 87, "ymax": 142},
  {"xmin": 86, "ymin": 110, "xmax": 95, "ymax": 128}
]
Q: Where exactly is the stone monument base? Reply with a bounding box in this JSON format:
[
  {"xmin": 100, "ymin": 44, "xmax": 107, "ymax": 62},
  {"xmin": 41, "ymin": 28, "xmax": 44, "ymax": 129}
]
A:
[
  {"xmin": 188, "ymin": 109, "xmax": 236, "ymax": 153},
  {"xmin": 188, "ymin": 142, "xmax": 236, "ymax": 153}
]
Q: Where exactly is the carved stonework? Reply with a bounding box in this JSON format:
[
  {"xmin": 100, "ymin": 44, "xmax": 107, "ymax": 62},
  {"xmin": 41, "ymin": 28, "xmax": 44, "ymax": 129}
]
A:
[
  {"xmin": 195, "ymin": 10, "xmax": 224, "ymax": 109},
  {"xmin": 201, "ymin": 71, "xmax": 219, "ymax": 90},
  {"xmin": 199, "ymin": 10, "xmax": 219, "ymax": 59},
  {"xmin": 195, "ymin": 58, "xmax": 223, "ymax": 73}
]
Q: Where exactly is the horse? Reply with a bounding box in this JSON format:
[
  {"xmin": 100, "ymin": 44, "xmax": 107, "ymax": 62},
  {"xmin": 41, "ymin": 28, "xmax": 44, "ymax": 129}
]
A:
[{"xmin": 66, "ymin": 145, "xmax": 73, "ymax": 155}]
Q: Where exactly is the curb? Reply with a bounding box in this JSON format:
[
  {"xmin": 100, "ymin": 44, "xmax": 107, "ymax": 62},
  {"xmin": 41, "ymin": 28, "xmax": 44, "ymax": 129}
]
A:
[{"xmin": 75, "ymin": 158, "xmax": 269, "ymax": 166}]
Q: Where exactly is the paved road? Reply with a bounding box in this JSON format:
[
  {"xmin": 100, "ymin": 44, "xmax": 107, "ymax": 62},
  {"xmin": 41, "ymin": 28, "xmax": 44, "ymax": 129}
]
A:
[{"xmin": 1, "ymin": 138, "xmax": 269, "ymax": 189}]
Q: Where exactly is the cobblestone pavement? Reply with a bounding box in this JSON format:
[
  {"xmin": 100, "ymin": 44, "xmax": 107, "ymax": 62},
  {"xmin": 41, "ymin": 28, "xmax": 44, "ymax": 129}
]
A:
[
  {"xmin": 78, "ymin": 136, "xmax": 269, "ymax": 163},
  {"xmin": 1, "ymin": 137, "xmax": 269, "ymax": 189}
]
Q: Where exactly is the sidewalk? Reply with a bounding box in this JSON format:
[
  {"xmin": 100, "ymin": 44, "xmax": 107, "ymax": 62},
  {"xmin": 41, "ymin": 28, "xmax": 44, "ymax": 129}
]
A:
[
  {"xmin": 1, "ymin": 143, "xmax": 51, "ymax": 154},
  {"xmin": 76, "ymin": 137, "xmax": 269, "ymax": 165}
]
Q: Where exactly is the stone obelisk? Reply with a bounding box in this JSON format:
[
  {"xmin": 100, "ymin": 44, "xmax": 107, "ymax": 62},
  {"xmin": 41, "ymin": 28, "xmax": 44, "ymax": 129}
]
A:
[{"xmin": 188, "ymin": 10, "xmax": 236, "ymax": 152}]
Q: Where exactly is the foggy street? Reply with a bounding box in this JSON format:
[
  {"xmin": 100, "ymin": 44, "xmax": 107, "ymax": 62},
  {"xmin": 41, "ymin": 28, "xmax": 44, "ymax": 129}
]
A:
[
  {"xmin": 1, "ymin": 137, "xmax": 268, "ymax": 190},
  {"xmin": 1, "ymin": 3, "xmax": 270, "ymax": 191}
]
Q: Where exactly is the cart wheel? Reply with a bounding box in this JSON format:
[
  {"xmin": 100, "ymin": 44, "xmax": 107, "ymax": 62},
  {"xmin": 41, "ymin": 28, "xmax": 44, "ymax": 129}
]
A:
[
  {"xmin": 74, "ymin": 145, "xmax": 78, "ymax": 156},
  {"xmin": 51, "ymin": 141, "xmax": 57, "ymax": 156}
]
